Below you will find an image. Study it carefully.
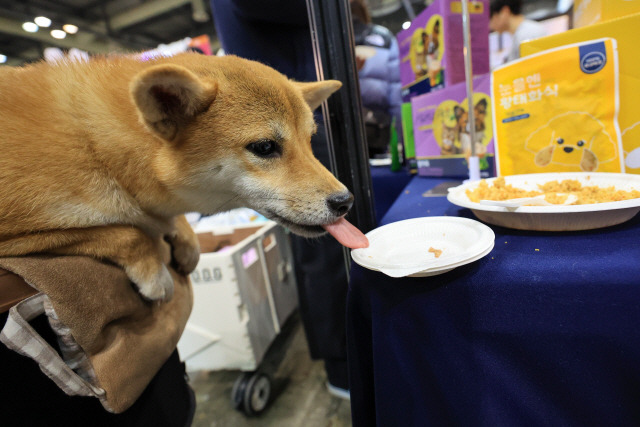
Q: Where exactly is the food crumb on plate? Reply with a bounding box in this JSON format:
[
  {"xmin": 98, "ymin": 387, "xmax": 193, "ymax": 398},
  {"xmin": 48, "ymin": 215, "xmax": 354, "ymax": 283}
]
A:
[
  {"xmin": 428, "ymin": 247, "xmax": 443, "ymax": 258},
  {"xmin": 535, "ymin": 249, "xmax": 540, "ymax": 251}
]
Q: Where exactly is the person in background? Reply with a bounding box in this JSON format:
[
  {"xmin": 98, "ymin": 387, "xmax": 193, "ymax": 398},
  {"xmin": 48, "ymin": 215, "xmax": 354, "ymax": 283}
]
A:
[
  {"xmin": 209, "ymin": 0, "xmax": 353, "ymax": 399},
  {"xmin": 489, "ymin": 0, "xmax": 548, "ymax": 62},
  {"xmin": 351, "ymin": 0, "xmax": 402, "ymax": 158}
]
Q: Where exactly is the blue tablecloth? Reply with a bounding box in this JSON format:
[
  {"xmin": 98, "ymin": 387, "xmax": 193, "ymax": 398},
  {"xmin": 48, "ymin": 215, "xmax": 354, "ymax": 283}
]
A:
[{"xmin": 347, "ymin": 176, "xmax": 640, "ymax": 426}]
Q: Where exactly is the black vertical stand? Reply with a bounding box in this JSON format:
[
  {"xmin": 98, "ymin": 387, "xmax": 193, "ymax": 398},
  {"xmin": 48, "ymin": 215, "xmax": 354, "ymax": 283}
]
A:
[{"xmin": 306, "ymin": 0, "xmax": 378, "ymax": 245}]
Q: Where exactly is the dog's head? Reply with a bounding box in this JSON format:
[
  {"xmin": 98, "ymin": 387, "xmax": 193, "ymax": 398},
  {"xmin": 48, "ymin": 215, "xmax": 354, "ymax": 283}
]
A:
[
  {"xmin": 129, "ymin": 54, "xmax": 356, "ymax": 241},
  {"xmin": 441, "ymin": 124, "xmax": 457, "ymax": 147},
  {"xmin": 526, "ymin": 112, "xmax": 617, "ymax": 172},
  {"xmin": 534, "ymin": 137, "xmax": 598, "ymax": 171},
  {"xmin": 454, "ymin": 105, "xmax": 467, "ymax": 131},
  {"xmin": 473, "ymin": 98, "xmax": 487, "ymax": 132},
  {"xmin": 456, "ymin": 100, "xmax": 487, "ymax": 133}
]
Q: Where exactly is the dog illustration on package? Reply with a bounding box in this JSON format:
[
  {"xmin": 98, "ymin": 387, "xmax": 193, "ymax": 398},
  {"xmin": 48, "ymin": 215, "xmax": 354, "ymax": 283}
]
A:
[
  {"xmin": 526, "ymin": 111, "xmax": 618, "ymax": 172},
  {"xmin": 457, "ymin": 98, "xmax": 489, "ymax": 157},
  {"xmin": 440, "ymin": 120, "xmax": 459, "ymax": 155}
]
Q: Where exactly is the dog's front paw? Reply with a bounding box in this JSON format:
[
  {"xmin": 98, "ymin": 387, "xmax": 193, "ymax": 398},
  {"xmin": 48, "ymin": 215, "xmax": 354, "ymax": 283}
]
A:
[
  {"xmin": 126, "ymin": 262, "xmax": 174, "ymax": 302},
  {"xmin": 167, "ymin": 215, "xmax": 200, "ymax": 275},
  {"xmin": 172, "ymin": 239, "xmax": 200, "ymax": 275}
]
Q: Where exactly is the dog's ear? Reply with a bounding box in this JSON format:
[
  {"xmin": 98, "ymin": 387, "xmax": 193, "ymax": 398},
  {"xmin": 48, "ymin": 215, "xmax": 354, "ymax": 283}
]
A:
[
  {"xmin": 535, "ymin": 145, "xmax": 554, "ymax": 167},
  {"xmin": 130, "ymin": 64, "xmax": 217, "ymax": 141},
  {"xmin": 293, "ymin": 80, "xmax": 342, "ymax": 111},
  {"xmin": 454, "ymin": 106, "xmax": 465, "ymax": 119},
  {"xmin": 580, "ymin": 148, "xmax": 598, "ymax": 171}
]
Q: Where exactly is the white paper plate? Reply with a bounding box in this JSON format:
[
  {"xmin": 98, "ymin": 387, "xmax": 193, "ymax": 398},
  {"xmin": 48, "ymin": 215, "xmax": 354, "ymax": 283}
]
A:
[
  {"xmin": 447, "ymin": 172, "xmax": 640, "ymax": 231},
  {"xmin": 351, "ymin": 217, "xmax": 495, "ymax": 278}
]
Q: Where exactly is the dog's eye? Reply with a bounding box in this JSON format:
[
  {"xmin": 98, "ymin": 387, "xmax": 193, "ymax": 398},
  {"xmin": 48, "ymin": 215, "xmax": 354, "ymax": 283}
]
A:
[
  {"xmin": 577, "ymin": 140, "xmax": 585, "ymax": 147},
  {"xmin": 556, "ymin": 138, "xmax": 564, "ymax": 145},
  {"xmin": 246, "ymin": 140, "xmax": 281, "ymax": 158}
]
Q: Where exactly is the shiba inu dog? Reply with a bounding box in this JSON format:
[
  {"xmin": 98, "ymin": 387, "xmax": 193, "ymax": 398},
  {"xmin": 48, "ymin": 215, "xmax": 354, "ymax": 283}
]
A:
[{"xmin": 0, "ymin": 53, "xmax": 368, "ymax": 302}]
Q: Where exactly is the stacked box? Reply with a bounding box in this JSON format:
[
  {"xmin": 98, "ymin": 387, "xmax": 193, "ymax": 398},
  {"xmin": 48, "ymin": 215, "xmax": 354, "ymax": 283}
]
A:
[
  {"xmin": 397, "ymin": 0, "xmax": 490, "ymax": 102},
  {"xmin": 573, "ymin": 0, "xmax": 640, "ymax": 28},
  {"xmin": 412, "ymin": 73, "xmax": 495, "ymax": 178}
]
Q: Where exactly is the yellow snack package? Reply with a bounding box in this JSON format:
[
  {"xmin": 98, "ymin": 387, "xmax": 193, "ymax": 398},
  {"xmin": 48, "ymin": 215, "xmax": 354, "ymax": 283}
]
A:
[
  {"xmin": 573, "ymin": 0, "xmax": 640, "ymax": 28},
  {"xmin": 491, "ymin": 38, "xmax": 624, "ymax": 176},
  {"xmin": 521, "ymin": 13, "xmax": 640, "ymax": 173}
]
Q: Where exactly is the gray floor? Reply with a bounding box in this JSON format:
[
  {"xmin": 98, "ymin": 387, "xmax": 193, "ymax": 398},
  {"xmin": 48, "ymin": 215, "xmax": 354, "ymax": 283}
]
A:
[{"xmin": 188, "ymin": 315, "xmax": 352, "ymax": 427}]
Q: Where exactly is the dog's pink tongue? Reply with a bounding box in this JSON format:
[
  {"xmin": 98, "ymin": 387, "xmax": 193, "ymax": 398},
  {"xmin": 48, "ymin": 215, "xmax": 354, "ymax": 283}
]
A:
[{"xmin": 322, "ymin": 217, "xmax": 369, "ymax": 249}]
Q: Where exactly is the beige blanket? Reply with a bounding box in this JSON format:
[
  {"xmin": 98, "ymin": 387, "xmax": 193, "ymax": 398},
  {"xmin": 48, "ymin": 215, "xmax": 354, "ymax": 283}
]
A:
[{"xmin": 0, "ymin": 255, "xmax": 193, "ymax": 413}]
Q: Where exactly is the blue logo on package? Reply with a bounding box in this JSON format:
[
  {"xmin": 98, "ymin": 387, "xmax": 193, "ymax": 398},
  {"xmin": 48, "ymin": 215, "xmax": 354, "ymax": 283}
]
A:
[
  {"xmin": 502, "ymin": 113, "xmax": 530, "ymax": 123},
  {"xmin": 579, "ymin": 41, "xmax": 607, "ymax": 74}
]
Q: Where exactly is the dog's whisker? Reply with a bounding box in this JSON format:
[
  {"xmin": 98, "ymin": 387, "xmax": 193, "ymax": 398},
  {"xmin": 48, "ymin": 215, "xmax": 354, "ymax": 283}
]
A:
[{"xmin": 204, "ymin": 194, "xmax": 241, "ymax": 214}]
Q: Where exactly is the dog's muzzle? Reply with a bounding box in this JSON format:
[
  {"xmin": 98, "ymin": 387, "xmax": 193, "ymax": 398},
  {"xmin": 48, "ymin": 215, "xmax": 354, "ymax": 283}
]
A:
[{"xmin": 326, "ymin": 192, "xmax": 354, "ymax": 217}]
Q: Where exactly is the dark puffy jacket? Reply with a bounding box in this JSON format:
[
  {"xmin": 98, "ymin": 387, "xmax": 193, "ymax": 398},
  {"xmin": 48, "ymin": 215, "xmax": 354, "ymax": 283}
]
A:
[{"xmin": 353, "ymin": 20, "xmax": 402, "ymax": 155}]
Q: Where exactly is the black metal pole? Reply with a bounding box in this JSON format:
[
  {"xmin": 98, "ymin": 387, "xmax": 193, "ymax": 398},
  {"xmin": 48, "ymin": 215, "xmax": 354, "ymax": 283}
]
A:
[{"xmin": 306, "ymin": 0, "xmax": 377, "ymax": 240}]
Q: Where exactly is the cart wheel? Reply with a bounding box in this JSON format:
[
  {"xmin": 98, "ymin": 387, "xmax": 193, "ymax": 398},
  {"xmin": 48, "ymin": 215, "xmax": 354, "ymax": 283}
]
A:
[
  {"xmin": 231, "ymin": 372, "xmax": 252, "ymax": 410},
  {"xmin": 243, "ymin": 373, "xmax": 272, "ymax": 416}
]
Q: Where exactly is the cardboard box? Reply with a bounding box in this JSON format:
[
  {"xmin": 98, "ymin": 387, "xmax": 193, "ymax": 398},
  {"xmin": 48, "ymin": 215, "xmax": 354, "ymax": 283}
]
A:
[
  {"xmin": 573, "ymin": 0, "xmax": 640, "ymax": 28},
  {"xmin": 177, "ymin": 222, "xmax": 298, "ymax": 372},
  {"xmin": 412, "ymin": 73, "xmax": 495, "ymax": 178},
  {"xmin": 397, "ymin": 0, "xmax": 490, "ymax": 102},
  {"xmin": 521, "ymin": 13, "xmax": 640, "ymax": 173}
]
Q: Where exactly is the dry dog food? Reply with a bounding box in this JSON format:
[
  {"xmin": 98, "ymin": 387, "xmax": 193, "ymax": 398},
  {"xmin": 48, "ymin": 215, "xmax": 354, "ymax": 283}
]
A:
[
  {"xmin": 466, "ymin": 176, "xmax": 640, "ymax": 205},
  {"xmin": 428, "ymin": 247, "xmax": 443, "ymax": 258}
]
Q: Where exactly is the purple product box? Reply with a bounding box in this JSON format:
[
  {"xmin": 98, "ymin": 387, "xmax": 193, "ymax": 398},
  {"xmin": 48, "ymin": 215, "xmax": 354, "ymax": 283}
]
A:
[
  {"xmin": 411, "ymin": 73, "xmax": 495, "ymax": 178},
  {"xmin": 397, "ymin": 0, "xmax": 490, "ymax": 102}
]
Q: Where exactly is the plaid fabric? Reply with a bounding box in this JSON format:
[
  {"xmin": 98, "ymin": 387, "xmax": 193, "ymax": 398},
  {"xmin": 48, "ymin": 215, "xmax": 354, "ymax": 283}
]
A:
[
  {"xmin": 0, "ymin": 293, "xmax": 108, "ymax": 405},
  {"xmin": 44, "ymin": 297, "xmax": 99, "ymax": 386}
]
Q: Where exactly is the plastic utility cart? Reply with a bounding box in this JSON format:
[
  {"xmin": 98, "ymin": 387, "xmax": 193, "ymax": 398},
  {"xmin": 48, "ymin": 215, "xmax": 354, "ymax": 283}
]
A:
[{"xmin": 177, "ymin": 220, "xmax": 298, "ymax": 415}]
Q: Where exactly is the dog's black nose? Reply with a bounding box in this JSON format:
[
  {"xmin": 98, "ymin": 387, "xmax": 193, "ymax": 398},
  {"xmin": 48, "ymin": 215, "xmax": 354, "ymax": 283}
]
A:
[
  {"xmin": 564, "ymin": 147, "xmax": 574, "ymax": 153},
  {"xmin": 327, "ymin": 192, "xmax": 354, "ymax": 217}
]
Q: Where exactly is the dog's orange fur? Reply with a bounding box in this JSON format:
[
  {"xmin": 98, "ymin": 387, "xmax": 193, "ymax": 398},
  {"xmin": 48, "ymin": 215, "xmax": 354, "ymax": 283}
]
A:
[{"xmin": 0, "ymin": 53, "xmax": 348, "ymax": 301}]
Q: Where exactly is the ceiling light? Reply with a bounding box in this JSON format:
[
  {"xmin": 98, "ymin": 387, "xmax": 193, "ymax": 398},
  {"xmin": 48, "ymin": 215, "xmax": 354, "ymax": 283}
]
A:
[
  {"xmin": 0, "ymin": 54, "xmax": 7, "ymax": 64},
  {"xmin": 63, "ymin": 24, "xmax": 78, "ymax": 34},
  {"xmin": 34, "ymin": 16, "xmax": 52, "ymax": 27},
  {"xmin": 44, "ymin": 47, "xmax": 65, "ymax": 63},
  {"xmin": 22, "ymin": 22, "xmax": 39, "ymax": 33},
  {"xmin": 402, "ymin": 21, "xmax": 411, "ymax": 30},
  {"xmin": 50, "ymin": 29, "xmax": 66, "ymax": 39}
]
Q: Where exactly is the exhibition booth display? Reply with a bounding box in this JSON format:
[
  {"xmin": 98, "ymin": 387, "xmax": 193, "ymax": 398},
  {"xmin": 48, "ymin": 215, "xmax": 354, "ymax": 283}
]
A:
[
  {"xmin": 4, "ymin": 0, "xmax": 640, "ymax": 424},
  {"xmin": 347, "ymin": 1, "xmax": 640, "ymax": 425}
]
